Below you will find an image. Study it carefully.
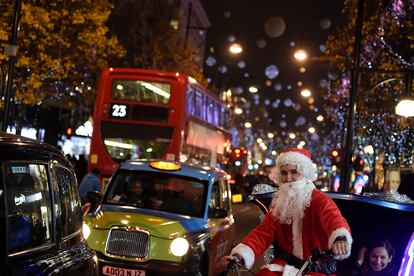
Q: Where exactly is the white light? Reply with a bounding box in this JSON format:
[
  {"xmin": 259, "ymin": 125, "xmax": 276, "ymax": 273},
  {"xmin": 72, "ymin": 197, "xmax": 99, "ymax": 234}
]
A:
[
  {"xmin": 245, "ymin": 122, "xmax": 252, "ymax": 128},
  {"xmin": 229, "ymin": 43, "xmax": 243, "ymax": 54},
  {"xmin": 308, "ymin": 127, "xmax": 316, "ymax": 134},
  {"xmin": 316, "ymin": 115, "xmax": 324, "ymax": 122},
  {"xmin": 234, "ymin": 107, "xmax": 243, "ymax": 114},
  {"xmin": 104, "ymin": 140, "xmax": 133, "ymax": 149},
  {"xmin": 257, "ymin": 138, "xmax": 263, "ymax": 143},
  {"xmin": 170, "ymin": 237, "xmax": 189, "ymax": 256},
  {"xmin": 300, "ymin": 89, "xmax": 312, "ymax": 97},
  {"xmin": 294, "ymin": 49, "xmax": 308, "ymax": 61},
  {"xmin": 146, "ymin": 148, "xmax": 153, "ymax": 153},
  {"xmin": 235, "ymin": 160, "xmax": 241, "ymax": 166},
  {"xmin": 138, "ymin": 81, "xmax": 170, "ymax": 99},
  {"xmin": 82, "ymin": 223, "xmax": 91, "ymax": 239},
  {"xmin": 249, "ymin": 86, "xmax": 258, "ymax": 93},
  {"xmin": 364, "ymin": 145, "xmax": 374, "ymax": 155},
  {"xmin": 396, "ymin": 98, "xmax": 414, "ymax": 117},
  {"xmin": 116, "ymin": 84, "xmax": 124, "ymax": 90},
  {"xmin": 267, "ymin": 132, "xmax": 274, "ymax": 138},
  {"xmin": 289, "ymin": 133, "xmax": 296, "ymax": 139},
  {"xmin": 272, "ymin": 150, "xmax": 277, "ymax": 155}
]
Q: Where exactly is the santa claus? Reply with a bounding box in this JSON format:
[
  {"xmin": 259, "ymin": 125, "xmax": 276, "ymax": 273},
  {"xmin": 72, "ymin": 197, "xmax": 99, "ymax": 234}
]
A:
[{"xmin": 225, "ymin": 148, "xmax": 352, "ymax": 276}]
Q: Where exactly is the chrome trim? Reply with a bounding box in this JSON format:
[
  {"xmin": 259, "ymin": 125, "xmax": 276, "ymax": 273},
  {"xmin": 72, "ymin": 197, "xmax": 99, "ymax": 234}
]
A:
[{"xmin": 104, "ymin": 226, "xmax": 150, "ymax": 260}]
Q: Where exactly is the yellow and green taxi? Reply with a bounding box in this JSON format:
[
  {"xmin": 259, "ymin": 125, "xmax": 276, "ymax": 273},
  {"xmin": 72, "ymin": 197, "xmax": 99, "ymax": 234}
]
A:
[{"xmin": 83, "ymin": 160, "xmax": 235, "ymax": 276}]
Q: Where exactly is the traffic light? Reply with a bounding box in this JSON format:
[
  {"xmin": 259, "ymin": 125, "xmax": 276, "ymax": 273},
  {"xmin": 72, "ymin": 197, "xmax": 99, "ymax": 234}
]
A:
[
  {"xmin": 331, "ymin": 149, "xmax": 341, "ymax": 166},
  {"xmin": 66, "ymin": 127, "xmax": 73, "ymax": 138}
]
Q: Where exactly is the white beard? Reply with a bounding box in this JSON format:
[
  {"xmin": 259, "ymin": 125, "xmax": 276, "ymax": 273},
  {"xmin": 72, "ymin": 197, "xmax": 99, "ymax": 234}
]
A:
[{"xmin": 270, "ymin": 178, "xmax": 315, "ymax": 224}]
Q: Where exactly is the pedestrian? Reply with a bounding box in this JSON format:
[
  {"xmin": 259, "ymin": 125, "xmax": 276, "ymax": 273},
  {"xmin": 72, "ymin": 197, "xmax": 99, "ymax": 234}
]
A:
[
  {"xmin": 351, "ymin": 240, "xmax": 396, "ymax": 276},
  {"xmin": 78, "ymin": 168, "xmax": 101, "ymax": 203},
  {"xmin": 223, "ymin": 148, "xmax": 353, "ymax": 275}
]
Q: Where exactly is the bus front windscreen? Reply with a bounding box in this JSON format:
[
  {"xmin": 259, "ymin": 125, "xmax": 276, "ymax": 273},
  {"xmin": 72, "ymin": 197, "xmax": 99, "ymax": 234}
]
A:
[
  {"xmin": 101, "ymin": 121, "xmax": 173, "ymax": 163},
  {"xmin": 112, "ymin": 79, "xmax": 171, "ymax": 104}
]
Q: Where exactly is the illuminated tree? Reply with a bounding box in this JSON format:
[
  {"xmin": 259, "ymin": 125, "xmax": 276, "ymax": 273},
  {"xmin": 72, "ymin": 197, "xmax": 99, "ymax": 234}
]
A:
[
  {"xmin": 0, "ymin": 0, "xmax": 125, "ymax": 107},
  {"xmin": 319, "ymin": 0, "xmax": 414, "ymax": 167}
]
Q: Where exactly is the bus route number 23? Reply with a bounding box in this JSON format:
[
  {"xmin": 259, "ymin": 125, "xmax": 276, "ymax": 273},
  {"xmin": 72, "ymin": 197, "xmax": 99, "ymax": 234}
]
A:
[{"xmin": 111, "ymin": 104, "xmax": 128, "ymax": 118}]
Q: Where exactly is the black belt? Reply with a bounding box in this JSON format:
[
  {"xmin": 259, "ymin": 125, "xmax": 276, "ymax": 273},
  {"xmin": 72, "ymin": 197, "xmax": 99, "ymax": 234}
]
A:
[{"xmin": 274, "ymin": 250, "xmax": 306, "ymax": 270}]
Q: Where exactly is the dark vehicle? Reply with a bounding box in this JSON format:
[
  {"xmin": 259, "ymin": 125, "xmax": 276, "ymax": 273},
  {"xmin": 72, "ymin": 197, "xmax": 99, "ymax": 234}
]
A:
[
  {"xmin": 0, "ymin": 132, "xmax": 97, "ymax": 275},
  {"xmin": 249, "ymin": 185, "xmax": 414, "ymax": 275}
]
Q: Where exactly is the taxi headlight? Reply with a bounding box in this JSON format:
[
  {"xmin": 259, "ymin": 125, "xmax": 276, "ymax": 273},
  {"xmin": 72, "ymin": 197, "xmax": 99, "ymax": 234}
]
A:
[
  {"xmin": 170, "ymin": 237, "xmax": 189, "ymax": 257},
  {"xmin": 82, "ymin": 223, "xmax": 91, "ymax": 239}
]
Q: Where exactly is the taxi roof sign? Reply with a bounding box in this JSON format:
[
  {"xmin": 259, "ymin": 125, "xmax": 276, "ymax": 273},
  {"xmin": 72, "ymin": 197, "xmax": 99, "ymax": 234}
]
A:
[{"xmin": 149, "ymin": 161, "xmax": 181, "ymax": 171}]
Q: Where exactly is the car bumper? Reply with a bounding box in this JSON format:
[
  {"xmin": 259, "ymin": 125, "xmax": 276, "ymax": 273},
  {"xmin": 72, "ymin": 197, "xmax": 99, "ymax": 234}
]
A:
[{"xmin": 96, "ymin": 252, "xmax": 200, "ymax": 276}]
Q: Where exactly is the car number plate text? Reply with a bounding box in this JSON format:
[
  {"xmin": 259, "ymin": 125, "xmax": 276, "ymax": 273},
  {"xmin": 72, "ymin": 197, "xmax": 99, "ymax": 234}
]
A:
[{"xmin": 102, "ymin": 265, "xmax": 145, "ymax": 276}]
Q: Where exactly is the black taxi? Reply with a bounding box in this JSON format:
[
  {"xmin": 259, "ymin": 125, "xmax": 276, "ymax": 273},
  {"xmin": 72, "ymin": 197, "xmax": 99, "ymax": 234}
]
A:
[
  {"xmin": 83, "ymin": 160, "xmax": 235, "ymax": 276},
  {"xmin": 0, "ymin": 132, "xmax": 97, "ymax": 275}
]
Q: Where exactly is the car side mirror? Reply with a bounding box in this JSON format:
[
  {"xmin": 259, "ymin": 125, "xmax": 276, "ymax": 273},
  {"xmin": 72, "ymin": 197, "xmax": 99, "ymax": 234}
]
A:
[{"xmin": 208, "ymin": 207, "xmax": 228, "ymax": 219}]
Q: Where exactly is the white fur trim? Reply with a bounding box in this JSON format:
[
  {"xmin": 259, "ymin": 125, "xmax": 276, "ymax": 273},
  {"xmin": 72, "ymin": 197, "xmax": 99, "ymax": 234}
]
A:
[
  {"xmin": 261, "ymin": 263, "xmax": 285, "ymax": 272},
  {"xmin": 329, "ymin": 227, "xmax": 353, "ymax": 260},
  {"xmin": 282, "ymin": 264, "xmax": 299, "ymax": 276},
  {"xmin": 292, "ymin": 213, "xmax": 303, "ymax": 259},
  {"xmin": 231, "ymin": 243, "xmax": 255, "ymax": 269}
]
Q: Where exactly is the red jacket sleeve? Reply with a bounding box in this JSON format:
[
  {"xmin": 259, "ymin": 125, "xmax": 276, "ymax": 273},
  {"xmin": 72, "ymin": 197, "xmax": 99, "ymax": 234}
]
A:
[{"xmin": 241, "ymin": 211, "xmax": 277, "ymax": 261}]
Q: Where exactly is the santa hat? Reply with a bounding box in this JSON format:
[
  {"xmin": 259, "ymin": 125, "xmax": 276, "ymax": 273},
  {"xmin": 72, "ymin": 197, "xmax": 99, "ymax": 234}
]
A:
[{"xmin": 270, "ymin": 148, "xmax": 317, "ymax": 183}]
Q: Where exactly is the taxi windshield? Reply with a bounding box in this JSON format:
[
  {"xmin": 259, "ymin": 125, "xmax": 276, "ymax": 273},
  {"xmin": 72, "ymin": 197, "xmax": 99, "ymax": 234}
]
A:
[{"xmin": 104, "ymin": 170, "xmax": 208, "ymax": 218}]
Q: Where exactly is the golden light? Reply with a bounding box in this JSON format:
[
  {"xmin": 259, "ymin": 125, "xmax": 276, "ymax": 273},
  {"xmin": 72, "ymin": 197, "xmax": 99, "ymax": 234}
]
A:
[
  {"xmin": 300, "ymin": 89, "xmax": 311, "ymax": 97},
  {"xmin": 267, "ymin": 132, "xmax": 274, "ymax": 138},
  {"xmin": 234, "ymin": 107, "xmax": 243, "ymax": 114},
  {"xmin": 299, "ymin": 67, "xmax": 306, "ymax": 73},
  {"xmin": 317, "ymin": 115, "xmax": 324, "ymax": 121},
  {"xmin": 289, "ymin": 133, "xmax": 296, "ymax": 139},
  {"xmin": 297, "ymin": 81, "xmax": 303, "ymax": 86},
  {"xmin": 249, "ymin": 86, "xmax": 258, "ymax": 93},
  {"xmin": 229, "ymin": 43, "xmax": 243, "ymax": 54},
  {"xmin": 293, "ymin": 49, "xmax": 308, "ymax": 61},
  {"xmin": 395, "ymin": 98, "xmax": 414, "ymax": 117},
  {"xmin": 308, "ymin": 127, "xmax": 316, "ymax": 134},
  {"xmin": 244, "ymin": 122, "xmax": 252, "ymax": 128}
]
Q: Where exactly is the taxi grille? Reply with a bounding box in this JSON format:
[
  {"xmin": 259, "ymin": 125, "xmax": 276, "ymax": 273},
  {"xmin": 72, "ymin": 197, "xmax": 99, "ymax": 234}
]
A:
[{"xmin": 106, "ymin": 228, "xmax": 149, "ymax": 258}]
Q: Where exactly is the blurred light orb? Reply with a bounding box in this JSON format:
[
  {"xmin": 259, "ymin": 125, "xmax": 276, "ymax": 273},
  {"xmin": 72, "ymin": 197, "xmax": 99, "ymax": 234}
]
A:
[
  {"xmin": 253, "ymin": 94, "xmax": 260, "ymax": 101},
  {"xmin": 264, "ymin": 99, "xmax": 271, "ymax": 105},
  {"xmin": 319, "ymin": 18, "xmax": 332, "ymax": 30},
  {"xmin": 244, "ymin": 72, "xmax": 250, "ymax": 78},
  {"xmin": 295, "ymin": 116, "xmax": 306, "ymax": 126},
  {"xmin": 223, "ymin": 11, "xmax": 231, "ymax": 18},
  {"xmin": 272, "ymin": 100, "xmax": 280, "ymax": 108},
  {"xmin": 235, "ymin": 86, "xmax": 244, "ymax": 95},
  {"xmin": 289, "ymin": 41, "xmax": 296, "ymax": 47},
  {"xmin": 281, "ymin": 114, "xmax": 286, "ymax": 118},
  {"xmin": 299, "ymin": 67, "xmax": 306, "ymax": 73},
  {"xmin": 237, "ymin": 60, "xmax": 246, "ymax": 69},
  {"xmin": 263, "ymin": 112, "xmax": 268, "ymax": 118},
  {"xmin": 284, "ymin": 98, "xmax": 293, "ymax": 107},
  {"xmin": 320, "ymin": 79, "xmax": 328, "ymax": 88},
  {"xmin": 227, "ymin": 34, "xmax": 236, "ymax": 42},
  {"xmin": 249, "ymin": 86, "xmax": 258, "ymax": 93},
  {"xmin": 205, "ymin": 55, "xmax": 216, "ymax": 67},
  {"xmin": 287, "ymin": 85, "xmax": 292, "ymax": 90},
  {"xmin": 265, "ymin": 80, "xmax": 272, "ymax": 86},
  {"xmin": 319, "ymin": 44, "xmax": 327, "ymax": 52},
  {"xmin": 265, "ymin": 64, "xmax": 279, "ymax": 79},
  {"xmin": 229, "ymin": 43, "xmax": 243, "ymax": 54},
  {"xmin": 256, "ymin": 39, "xmax": 267, "ymax": 49},
  {"xmin": 328, "ymin": 72, "xmax": 338, "ymax": 80},
  {"xmin": 308, "ymin": 97, "xmax": 315, "ymax": 104},
  {"xmin": 280, "ymin": 120, "xmax": 287, "ymax": 128},
  {"xmin": 297, "ymin": 81, "xmax": 303, "ymax": 86},
  {"xmin": 274, "ymin": 83, "xmax": 282, "ymax": 91},
  {"xmin": 294, "ymin": 104, "xmax": 301, "ymax": 111},
  {"xmin": 264, "ymin": 16, "xmax": 286, "ymax": 38},
  {"xmin": 218, "ymin": 65, "xmax": 228, "ymax": 74},
  {"xmin": 294, "ymin": 49, "xmax": 308, "ymax": 61}
]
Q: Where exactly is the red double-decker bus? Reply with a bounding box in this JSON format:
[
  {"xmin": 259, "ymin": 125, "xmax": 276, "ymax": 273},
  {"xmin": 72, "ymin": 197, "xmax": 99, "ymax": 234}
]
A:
[{"xmin": 89, "ymin": 68, "xmax": 231, "ymax": 185}]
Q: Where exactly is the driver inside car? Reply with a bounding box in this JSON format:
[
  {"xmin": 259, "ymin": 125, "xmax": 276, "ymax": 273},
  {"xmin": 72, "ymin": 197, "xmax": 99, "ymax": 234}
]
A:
[{"xmin": 223, "ymin": 148, "xmax": 353, "ymax": 275}]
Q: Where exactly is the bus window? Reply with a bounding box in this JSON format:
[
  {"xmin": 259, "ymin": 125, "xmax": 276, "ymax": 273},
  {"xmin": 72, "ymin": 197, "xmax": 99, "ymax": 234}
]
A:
[
  {"xmin": 112, "ymin": 79, "xmax": 171, "ymax": 104},
  {"xmin": 186, "ymin": 87, "xmax": 196, "ymax": 116}
]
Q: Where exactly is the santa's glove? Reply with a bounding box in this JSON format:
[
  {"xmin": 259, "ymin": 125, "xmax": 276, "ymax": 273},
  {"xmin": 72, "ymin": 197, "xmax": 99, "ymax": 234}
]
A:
[{"xmin": 332, "ymin": 236, "xmax": 350, "ymax": 258}]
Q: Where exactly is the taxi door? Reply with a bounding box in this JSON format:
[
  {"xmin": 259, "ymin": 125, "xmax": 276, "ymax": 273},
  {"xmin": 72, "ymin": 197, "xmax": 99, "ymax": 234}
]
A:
[{"xmin": 207, "ymin": 178, "xmax": 235, "ymax": 275}]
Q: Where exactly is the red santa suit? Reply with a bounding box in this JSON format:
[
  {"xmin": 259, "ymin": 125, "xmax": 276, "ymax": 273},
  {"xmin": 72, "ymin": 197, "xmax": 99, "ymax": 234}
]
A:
[{"xmin": 231, "ymin": 148, "xmax": 352, "ymax": 276}]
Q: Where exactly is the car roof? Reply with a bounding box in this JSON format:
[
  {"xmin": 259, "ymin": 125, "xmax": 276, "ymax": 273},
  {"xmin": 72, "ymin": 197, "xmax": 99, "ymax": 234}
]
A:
[
  {"xmin": 0, "ymin": 131, "xmax": 69, "ymax": 165},
  {"xmin": 119, "ymin": 159, "xmax": 227, "ymax": 181}
]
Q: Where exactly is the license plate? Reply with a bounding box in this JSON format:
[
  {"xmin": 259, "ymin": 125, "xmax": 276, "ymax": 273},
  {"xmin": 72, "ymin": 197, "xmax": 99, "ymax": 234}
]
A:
[{"xmin": 102, "ymin": 265, "xmax": 145, "ymax": 276}]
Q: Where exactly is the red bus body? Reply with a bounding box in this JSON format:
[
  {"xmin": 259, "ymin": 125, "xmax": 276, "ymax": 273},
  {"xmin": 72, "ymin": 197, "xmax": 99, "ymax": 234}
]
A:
[{"xmin": 89, "ymin": 68, "xmax": 230, "ymax": 184}]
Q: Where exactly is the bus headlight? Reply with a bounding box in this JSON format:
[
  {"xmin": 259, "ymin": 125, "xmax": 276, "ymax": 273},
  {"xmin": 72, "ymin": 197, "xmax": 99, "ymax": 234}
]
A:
[
  {"xmin": 170, "ymin": 237, "xmax": 189, "ymax": 256},
  {"xmin": 82, "ymin": 223, "xmax": 91, "ymax": 239}
]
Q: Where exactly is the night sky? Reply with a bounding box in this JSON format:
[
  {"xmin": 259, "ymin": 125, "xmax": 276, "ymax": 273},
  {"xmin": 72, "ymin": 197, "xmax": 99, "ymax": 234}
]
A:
[{"xmin": 201, "ymin": 0, "xmax": 345, "ymax": 138}]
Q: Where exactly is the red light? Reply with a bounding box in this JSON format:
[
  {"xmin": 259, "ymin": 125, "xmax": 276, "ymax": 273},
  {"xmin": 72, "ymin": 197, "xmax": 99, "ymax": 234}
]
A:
[
  {"xmin": 66, "ymin": 128, "xmax": 73, "ymax": 136},
  {"xmin": 359, "ymin": 159, "xmax": 364, "ymax": 165}
]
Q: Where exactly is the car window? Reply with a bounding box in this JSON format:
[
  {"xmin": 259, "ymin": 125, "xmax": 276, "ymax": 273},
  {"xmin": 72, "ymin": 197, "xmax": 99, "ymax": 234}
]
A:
[
  {"xmin": 4, "ymin": 163, "xmax": 53, "ymax": 255},
  {"xmin": 105, "ymin": 170, "xmax": 208, "ymax": 217},
  {"xmin": 51, "ymin": 165, "xmax": 82, "ymax": 238},
  {"xmin": 210, "ymin": 180, "xmax": 230, "ymax": 211}
]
